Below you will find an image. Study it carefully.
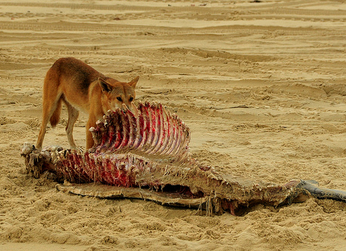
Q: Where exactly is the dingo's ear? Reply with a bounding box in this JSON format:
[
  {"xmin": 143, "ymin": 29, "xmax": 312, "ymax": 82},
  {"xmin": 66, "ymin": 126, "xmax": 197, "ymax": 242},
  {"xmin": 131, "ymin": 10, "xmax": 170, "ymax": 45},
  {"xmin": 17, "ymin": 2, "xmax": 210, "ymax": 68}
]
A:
[
  {"xmin": 128, "ymin": 76, "xmax": 139, "ymax": 88},
  {"xmin": 99, "ymin": 77, "xmax": 113, "ymax": 92}
]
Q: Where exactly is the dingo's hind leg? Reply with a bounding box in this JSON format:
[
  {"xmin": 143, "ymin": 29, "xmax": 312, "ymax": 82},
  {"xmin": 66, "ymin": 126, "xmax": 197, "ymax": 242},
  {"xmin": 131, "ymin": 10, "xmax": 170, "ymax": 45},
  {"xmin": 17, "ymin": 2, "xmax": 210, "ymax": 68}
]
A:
[
  {"xmin": 36, "ymin": 94, "xmax": 62, "ymax": 150},
  {"xmin": 63, "ymin": 99, "xmax": 79, "ymax": 149},
  {"xmin": 36, "ymin": 66, "xmax": 63, "ymax": 150}
]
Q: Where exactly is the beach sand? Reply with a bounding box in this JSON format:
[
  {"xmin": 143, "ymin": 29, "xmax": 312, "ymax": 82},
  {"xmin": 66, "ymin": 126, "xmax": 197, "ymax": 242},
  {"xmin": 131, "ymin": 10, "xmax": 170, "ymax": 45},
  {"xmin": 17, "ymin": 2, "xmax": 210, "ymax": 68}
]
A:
[{"xmin": 1, "ymin": 0, "xmax": 346, "ymax": 250}]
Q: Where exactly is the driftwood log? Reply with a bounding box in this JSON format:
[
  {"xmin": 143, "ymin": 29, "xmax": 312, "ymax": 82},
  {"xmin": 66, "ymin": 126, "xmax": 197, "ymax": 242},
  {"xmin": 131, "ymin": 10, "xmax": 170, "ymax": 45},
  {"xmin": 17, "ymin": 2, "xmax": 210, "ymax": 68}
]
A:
[{"xmin": 21, "ymin": 102, "xmax": 346, "ymax": 215}]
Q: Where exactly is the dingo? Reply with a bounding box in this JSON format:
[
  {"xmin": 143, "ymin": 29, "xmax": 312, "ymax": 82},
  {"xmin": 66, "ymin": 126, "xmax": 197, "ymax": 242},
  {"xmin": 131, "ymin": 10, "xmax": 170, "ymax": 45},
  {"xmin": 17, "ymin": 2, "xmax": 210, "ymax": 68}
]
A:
[{"xmin": 36, "ymin": 57, "xmax": 139, "ymax": 150}]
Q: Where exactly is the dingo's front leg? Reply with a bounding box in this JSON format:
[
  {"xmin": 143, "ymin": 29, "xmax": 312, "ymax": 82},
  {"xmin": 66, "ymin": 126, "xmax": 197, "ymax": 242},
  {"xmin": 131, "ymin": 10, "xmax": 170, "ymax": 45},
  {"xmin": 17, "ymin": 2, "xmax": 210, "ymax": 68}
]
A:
[{"xmin": 86, "ymin": 117, "xmax": 97, "ymax": 149}]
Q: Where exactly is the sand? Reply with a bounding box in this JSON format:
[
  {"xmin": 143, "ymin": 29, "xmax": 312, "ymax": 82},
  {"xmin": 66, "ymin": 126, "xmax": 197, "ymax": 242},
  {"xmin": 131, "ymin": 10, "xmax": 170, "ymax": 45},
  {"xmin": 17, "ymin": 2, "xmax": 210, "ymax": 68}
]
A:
[{"xmin": 1, "ymin": 0, "xmax": 346, "ymax": 250}]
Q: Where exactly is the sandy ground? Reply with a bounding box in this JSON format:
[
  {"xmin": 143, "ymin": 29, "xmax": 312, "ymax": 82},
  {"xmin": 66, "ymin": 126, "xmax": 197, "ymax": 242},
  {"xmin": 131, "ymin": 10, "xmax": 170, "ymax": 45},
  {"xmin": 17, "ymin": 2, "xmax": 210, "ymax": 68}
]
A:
[{"xmin": 1, "ymin": 0, "xmax": 346, "ymax": 250}]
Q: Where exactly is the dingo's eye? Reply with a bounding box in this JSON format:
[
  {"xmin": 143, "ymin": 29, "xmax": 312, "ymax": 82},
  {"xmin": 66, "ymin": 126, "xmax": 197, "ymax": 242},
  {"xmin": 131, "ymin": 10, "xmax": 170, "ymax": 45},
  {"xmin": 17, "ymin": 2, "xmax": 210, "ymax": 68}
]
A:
[
  {"xmin": 129, "ymin": 97, "xmax": 134, "ymax": 102},
  {"xmin": 117, "ymin": 97, "xmax": 123, "ymax": 102}
]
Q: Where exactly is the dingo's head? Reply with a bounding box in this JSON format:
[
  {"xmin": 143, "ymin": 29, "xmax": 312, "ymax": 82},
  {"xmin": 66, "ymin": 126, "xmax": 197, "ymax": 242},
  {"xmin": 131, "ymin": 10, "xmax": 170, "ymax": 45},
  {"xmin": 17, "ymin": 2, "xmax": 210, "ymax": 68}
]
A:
[{"xmin": 99, "ymin": 76, "xmax": 139, "ymax": 115}]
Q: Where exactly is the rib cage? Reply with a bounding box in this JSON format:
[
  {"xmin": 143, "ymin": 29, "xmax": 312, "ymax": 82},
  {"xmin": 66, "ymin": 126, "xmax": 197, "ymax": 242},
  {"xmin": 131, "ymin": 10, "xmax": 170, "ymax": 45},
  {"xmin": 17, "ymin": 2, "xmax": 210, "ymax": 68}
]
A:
[
  {"xmin": 52, "ymin": 102, "xmax": 195, "ymax": 187},
  {"xmin": 90, "ymin": 102, "xmax": 190, "ymax": 162}
]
